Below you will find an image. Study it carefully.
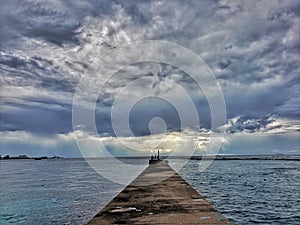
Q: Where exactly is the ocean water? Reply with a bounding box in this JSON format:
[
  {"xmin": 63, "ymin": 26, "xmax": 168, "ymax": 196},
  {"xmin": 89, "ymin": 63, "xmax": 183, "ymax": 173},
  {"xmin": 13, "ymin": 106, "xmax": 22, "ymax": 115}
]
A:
[
  {"xmin": 0, "ymin": 158, "xmax": 299, "ymax": 224},
  {"xmin": 179, "ymin": 160, "xmax": 300, "ymax": 225},
  {"xmin": 0, "ymin": 159, "xmax": 123, "ymax": 224}
]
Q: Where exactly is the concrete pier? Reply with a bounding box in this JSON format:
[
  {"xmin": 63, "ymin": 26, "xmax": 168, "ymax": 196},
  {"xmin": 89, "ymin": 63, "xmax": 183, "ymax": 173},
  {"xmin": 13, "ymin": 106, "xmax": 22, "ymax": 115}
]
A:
[{"xmin": 88, "ymin": 161, "xmax": 230, "ymax": 224}]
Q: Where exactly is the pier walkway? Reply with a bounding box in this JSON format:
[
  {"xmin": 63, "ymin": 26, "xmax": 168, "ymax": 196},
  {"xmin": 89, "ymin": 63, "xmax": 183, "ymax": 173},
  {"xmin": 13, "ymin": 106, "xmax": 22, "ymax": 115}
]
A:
[{"xmin": 88, "ymin": 161, "xmax": 230, "ymax": 224}]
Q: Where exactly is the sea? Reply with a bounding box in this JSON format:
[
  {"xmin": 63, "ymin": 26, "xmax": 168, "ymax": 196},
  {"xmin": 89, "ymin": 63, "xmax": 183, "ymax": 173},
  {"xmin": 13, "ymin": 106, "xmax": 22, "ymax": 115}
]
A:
[{"xmin": 0, "ymin": 158, "xmax": 299, "ymax": 225}]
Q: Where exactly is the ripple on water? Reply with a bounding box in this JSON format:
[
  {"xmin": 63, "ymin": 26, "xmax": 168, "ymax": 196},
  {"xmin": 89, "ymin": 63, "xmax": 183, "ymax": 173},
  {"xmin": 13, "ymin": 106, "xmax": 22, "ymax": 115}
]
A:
[{"xmin": 178, "ymin": 160, "xmax": 300, "ymax": 225}]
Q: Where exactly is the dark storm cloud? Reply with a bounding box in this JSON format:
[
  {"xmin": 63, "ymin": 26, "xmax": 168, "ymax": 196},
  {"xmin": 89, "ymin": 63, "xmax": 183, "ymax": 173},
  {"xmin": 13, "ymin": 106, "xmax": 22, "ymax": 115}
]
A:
[
  {"xmin": 0, "ymin": 0, "xmax": 116, "ymax": 47},
  {"xmin": 0, "ymin": 103, "xmax": 72, "ymax": 134},
  {"xmin": 0, "ymin": 0, "xmax": 299, "ymax": 141},
  {"xmin": 0, "ymin": 0, "xmax": 162, "ymax": 48},
  {"xmin": 226, "ymin": 114, "xmax": 281, "ymax": 133},
  {"xmin": 129, "ymin": 96, "xmax": 182, "ymax": 136},
  {"xmin": 0, "ymin": 52, "xmax": 78, "ymax": 93},
  {"xmin": 0, "ymin": 1, "xmax": 77, "ymax": 47},
  {"xmin": 95, "ymin": 62, "xmax": 212, "ymax": 132}
]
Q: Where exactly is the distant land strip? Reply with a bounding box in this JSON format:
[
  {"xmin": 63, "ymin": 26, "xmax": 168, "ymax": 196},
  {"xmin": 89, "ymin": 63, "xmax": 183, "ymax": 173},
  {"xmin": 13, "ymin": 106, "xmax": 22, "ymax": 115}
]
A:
[{"xmin": 1, "ymin": 154, "xmax": 299, "ymax": 161}]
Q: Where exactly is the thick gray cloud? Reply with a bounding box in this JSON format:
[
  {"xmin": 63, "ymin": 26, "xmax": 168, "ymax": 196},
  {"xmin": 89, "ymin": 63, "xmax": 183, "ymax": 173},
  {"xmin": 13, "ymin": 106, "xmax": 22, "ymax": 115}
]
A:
[
  {"xmin": 226, "ymin": 114, "xmax": 281, "ymax": 134},
  {"xmin": 0, "ymin": 0, "xmax": 299, "ymax": 156}
]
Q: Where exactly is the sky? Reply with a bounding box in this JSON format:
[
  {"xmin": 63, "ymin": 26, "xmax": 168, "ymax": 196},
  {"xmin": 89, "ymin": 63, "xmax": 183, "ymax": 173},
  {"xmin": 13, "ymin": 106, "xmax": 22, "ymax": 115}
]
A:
[{"xmin": 0, "ymin": 0, "xmax": 299, "ymax": 157}]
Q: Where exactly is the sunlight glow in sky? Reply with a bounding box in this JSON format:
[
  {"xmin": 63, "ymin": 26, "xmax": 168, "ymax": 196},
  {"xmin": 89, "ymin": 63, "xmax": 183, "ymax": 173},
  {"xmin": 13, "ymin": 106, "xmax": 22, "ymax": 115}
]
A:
[{"xmin": 0, "ymin": 0, "xmax": 299, "ymax": 157}]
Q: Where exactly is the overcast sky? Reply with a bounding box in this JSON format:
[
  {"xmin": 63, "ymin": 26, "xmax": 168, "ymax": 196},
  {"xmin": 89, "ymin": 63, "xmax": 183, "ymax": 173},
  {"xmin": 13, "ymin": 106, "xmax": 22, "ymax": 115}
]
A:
[{"xmin": 0, "ymin": 0, "xmax": 299, "ymax": 157}]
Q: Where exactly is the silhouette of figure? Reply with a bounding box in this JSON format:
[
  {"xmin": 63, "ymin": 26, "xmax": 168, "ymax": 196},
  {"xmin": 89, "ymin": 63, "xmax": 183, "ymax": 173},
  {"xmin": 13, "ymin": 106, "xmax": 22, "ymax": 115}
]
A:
[
  {"xmin": 154, "ymin": 155, "xmax": 156, "ymax": 159},
  {"xmin": 151, "ymin": 155, "xmax": 153, "ymax": 161}
]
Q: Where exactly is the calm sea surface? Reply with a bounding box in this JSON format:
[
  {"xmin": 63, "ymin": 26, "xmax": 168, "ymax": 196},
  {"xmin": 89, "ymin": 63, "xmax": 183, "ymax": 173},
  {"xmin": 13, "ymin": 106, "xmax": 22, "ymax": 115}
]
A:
[
  {"xmin": 0, "ymin": 158, "xmax": 299, "ymax": 224},
  {"xmin": 179, "ymin": 159, "xmax": 300, "ymax": 225}
]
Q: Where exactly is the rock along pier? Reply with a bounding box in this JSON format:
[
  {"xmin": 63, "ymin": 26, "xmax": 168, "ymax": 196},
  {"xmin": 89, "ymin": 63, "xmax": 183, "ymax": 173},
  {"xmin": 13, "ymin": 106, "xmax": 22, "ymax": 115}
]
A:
[{"xmin": 88, "ymin": 160, "xmax": 230, "ymax": 224}]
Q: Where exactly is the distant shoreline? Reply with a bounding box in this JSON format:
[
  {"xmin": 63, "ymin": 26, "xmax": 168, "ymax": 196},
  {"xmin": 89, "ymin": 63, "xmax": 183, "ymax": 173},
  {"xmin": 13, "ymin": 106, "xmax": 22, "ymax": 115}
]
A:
[
  {"xmin": 1, "ymin": 154, "xmax": 299, "ymax": 161},
  {"xmin": 0, "ymin": 155, "xmax": 63, "ymax": 160}
]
